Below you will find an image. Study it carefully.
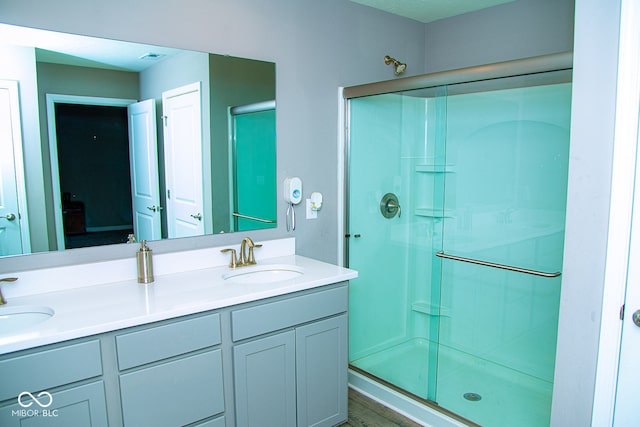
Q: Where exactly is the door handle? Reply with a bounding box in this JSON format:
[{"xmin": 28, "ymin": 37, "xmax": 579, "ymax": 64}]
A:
[
  {"xmin": 190, "ymin": 213, "xmax": 202, "ymax": 221},
  {"xmin": 0, "ymin": 213, "xmax": 16, "ymax": 221},
  {"xmin": 146, "ymin": 205, "xmax": 164, "ymax": 212}
]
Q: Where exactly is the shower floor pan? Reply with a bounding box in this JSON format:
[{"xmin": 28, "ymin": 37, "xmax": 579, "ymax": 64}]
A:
[{"xmin": 350, "ymin": 338, "xmax": 553, "ymax": 427}]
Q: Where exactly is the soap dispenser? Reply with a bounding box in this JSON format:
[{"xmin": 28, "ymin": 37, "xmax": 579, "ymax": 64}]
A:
[{"xmin": 137, "ymin": 240, "xmax": 154, "ymax": 284}]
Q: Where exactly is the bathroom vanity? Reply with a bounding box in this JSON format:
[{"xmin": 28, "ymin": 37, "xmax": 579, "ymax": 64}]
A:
[{"xmin": 0, "ymin": 238, "xmax": 356, "ymax": 427}]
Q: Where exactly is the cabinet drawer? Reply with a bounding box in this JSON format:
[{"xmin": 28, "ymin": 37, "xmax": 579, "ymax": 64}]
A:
[
  {"xmin": 120, "ymin": 349, "xmax": 224, "ymax": 427},
  {"xmin": 116, "ymin": 312, "xmax": 221, "ymax": 370},
  {"xmin": 0, "ymin": 340, "xmax": 102, "ymax": 402},
  {"xmin": 231, "ymin": 284, "xmax": 347, "ymax": 341},
  {"xmin": 0, "ymin": 380, "xmax": 108, "ymax": 427}
]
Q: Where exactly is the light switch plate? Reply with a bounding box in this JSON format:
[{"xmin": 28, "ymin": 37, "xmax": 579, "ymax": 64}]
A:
[{"xmin": 306, "ymin": 199, "xmax": 317, "ymax": 219}]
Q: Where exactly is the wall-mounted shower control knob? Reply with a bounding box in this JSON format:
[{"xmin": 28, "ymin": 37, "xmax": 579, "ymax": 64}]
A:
[
  {"xmin": 632, "ymin": 309, "xmax": 640, "ymax": 327},
  {"xmin": 380, "ymin": 193, "xmax": 401, "ymax": 219}
]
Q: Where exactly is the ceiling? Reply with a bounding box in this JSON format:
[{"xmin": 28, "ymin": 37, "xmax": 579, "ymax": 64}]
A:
[
  {"xmin": 350, "ymin": 0, "xmax": 516, "ymax": 23},
  {"xmin": 0, "ymin": 23, "xmax": 184, "ymax": 72},
  {"xmin": 0, "ymin": 1, "xmax": 517, "ymax": 71}
]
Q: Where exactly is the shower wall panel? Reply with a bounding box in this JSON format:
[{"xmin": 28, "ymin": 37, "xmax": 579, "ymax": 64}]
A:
[{"xmin": 348, "ymin": 93, "xmax": 429, "ymax": 362}]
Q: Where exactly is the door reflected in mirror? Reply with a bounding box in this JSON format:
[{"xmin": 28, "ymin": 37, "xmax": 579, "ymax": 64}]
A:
[{"xmin": 0, "ymin": 23, "xmax": 276, "ymax": 257}]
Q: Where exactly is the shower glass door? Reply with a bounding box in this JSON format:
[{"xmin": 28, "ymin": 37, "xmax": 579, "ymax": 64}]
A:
[
  {"xmin": 347, "ymin": 86, "xmax": 447, "ymax": 402},
  {"xmin": 346, "ymin": 72, "xmax": 571, "ymax": 427},
  {"xmin": 231, "ymin": 106, "xmax": 276, "ymax": 231}
]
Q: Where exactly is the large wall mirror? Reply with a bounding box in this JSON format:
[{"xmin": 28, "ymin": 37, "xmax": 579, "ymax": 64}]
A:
[{"xmin": 0, "ymin": 23, "xmax": 276, "ymax": 259}]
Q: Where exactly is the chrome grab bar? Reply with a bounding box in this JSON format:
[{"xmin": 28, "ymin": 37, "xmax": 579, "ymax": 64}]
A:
[
  {"xmin": 233, "ymin": 212, "xmax": 276, "ymax": 224},
  {"xmin": 435, "ymin": 251, "xmax": 561, "ymax": 278}
]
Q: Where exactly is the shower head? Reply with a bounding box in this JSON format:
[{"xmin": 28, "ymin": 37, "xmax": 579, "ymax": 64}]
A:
[{"xmin": 384, "ymin": 55, "xmax": 407, "ymax": 75}]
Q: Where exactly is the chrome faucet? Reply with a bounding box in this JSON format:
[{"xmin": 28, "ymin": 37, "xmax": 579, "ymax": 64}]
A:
[
  {"xmin": 221, "ymin": 237, "xmax": 262, "ymax": 268},
  {"xmin": 0, "ymin": 277, "xmax": 17, "ymax": 305}
]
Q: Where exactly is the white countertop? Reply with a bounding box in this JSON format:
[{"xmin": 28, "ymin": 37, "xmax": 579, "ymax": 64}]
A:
[{"xmin": 0, "ymin": 243, "xmax": 357, "ymax": 354}]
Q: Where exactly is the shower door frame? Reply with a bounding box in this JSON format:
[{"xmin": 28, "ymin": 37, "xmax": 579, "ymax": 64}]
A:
[{"xmin": 341, "ymin": 51, "xmax": 574, "ymax": 424}]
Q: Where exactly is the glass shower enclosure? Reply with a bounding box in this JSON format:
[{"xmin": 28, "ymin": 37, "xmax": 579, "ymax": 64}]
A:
[
  {"xmin": 229, "ymin": 101, "xmax": 277, "ymax": 231},
  {"xmin": 345, "ymin": 55, "xmax": 572, "ymax": 426}
]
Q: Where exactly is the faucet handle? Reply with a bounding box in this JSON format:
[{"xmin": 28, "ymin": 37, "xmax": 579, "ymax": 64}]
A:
[
  {"xmin": 220, "ymin": 249, "xmax": 238, "ymax": 268},
  {"xmin": 0, "ymin": 277, "xmax": 17, "ymax": 305},
  {"xmin": 247, "ymin": 242, "xmax": 262, "ymax": 265}
]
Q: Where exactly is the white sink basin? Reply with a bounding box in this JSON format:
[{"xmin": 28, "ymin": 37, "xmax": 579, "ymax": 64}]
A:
[
  {"xmin": 0, "ymin": 305, "xmax": 54, "ymax": 334},
  {"xmin": 222, "ymin": 264, "xmax": 304, "ymax": 284}
]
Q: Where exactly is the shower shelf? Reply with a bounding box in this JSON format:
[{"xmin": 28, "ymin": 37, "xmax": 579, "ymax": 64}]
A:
[
  {"xmin": 412, "ymin": 301, "xmax": 450, "ymax": 317},
  {"xmin": 415, "ymin": 164, "xmax": 455, "ymax": 173},
  {"xmin": 415, "ymin": 208, "xmax": 454, "ymax": 218}
]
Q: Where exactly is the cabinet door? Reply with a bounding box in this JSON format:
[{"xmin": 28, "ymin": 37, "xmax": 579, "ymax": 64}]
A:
[
  {"xmin": 233, "ymin": 331, "xmax": 296, "ymax": 427},
  {"xmin": 0, "ymin": 381, "xmax": 108, "ymax": 427},
  {"xmin": 296, "ymin": 315, "xmax": 348, "ymax": 427}
]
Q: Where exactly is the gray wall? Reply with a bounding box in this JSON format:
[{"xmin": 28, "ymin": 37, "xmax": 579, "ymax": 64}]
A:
[{"xmin": 424, "ymin": 0, "xmax": 574, "ymax": 72}]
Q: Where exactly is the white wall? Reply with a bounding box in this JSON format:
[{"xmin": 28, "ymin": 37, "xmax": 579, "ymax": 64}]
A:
[
  {"xmin": 552, "ymin": 0, "xmax": 621, "ymax": 425},
  {"xmin": 0, "ymin": 0, "xmax": 426, "ymax": 272}
]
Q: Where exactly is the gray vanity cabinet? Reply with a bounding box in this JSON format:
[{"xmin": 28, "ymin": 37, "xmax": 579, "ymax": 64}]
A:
[
  {"xmin": 115, "ymin": 312, "xmax": 225, "ymax": 427},
  {"xmin": 0, "ymin": 281, "xmax": 349, "ymax": 427},
  {"xmin": 231, "ymin": 284, "xmax": 349, "ymax": 427},
  {"xmin": 295, "ymin": 315, "xmax": 348, "ymax": 427},
  {"xmin": 0, "ymin": 340, "xmax": 108, "ymax": 426},
  {"xmin": 234, "ymin": 331, "xmax": 297, "ymax": 426}
]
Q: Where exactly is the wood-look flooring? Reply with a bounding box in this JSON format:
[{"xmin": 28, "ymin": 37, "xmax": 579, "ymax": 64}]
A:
[{"xmin": 340, "ymin": 388, "xmax": 424, "ymax": 427}]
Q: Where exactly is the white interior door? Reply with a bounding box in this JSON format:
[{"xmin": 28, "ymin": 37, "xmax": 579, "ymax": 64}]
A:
[
  {"xmin": 162, "ymin": 82, "xmax": 204, "ymax": 238},
  {"xmin": 0, "ymin": 80, "xmax": 29, "ymax": 256},
  {"xmin": 128, "ymin": 99, "xmax": 162, "ymax": 241},
  {"xmin": 613, "ymin": 121, "xmax": 640, "ymax": 425},
  {"xmin": 609, "ymin": 1, "xmax": 640, "ymax": 424}
]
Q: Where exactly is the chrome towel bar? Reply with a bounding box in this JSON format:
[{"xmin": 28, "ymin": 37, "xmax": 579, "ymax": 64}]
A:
[
  {"xmin": 233, "ymin": 212, "xmax": 276, "ymax": 224},
  {"xmin": 435, "ymin": 251, "xmax": 561, "ymax": 278}
]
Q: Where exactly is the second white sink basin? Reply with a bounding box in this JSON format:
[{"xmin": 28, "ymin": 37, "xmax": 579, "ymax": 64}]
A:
[
  {"xmin": 0, "ymin": 305, "xmax": 54, "ymax": 335},
  {"xmin": 223, "ymin": 264, "xmax": 304, "ymax": 284}
]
